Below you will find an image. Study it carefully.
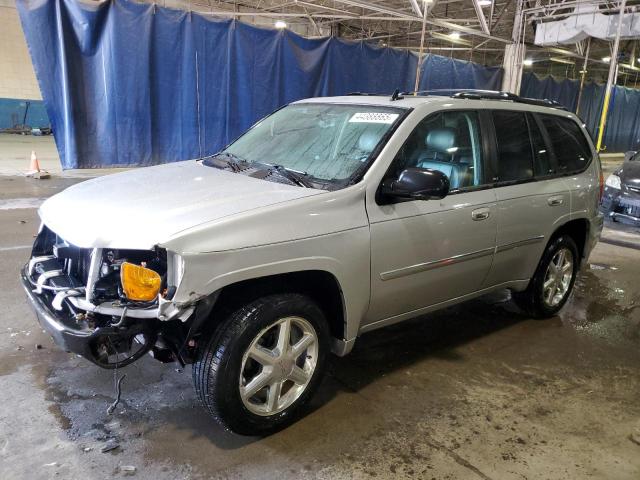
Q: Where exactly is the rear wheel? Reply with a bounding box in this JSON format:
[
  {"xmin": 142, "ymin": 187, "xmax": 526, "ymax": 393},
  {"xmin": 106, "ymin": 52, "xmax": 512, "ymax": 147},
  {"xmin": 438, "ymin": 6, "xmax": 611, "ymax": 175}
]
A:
[
  {"xmin": 513, "ymin": 235, "xmax": 579, "ymax": 318},
  {"xmin": 193, "ymin": 293, "xmax": 329, "ymax": 435}
]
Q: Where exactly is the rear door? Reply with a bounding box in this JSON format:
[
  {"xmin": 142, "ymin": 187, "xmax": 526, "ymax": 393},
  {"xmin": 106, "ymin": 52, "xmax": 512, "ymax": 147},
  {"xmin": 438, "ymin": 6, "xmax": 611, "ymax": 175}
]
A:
[
  {"xmin": 364, "ymin": 109, "xmax": 497, "ymax": 327},
  {"xmin": 483, "ymin": 109, "xmax": 571, "ymax": 287},
  {"xmin": 537, "ymin": 113, "xmax": 599, "ymax": 224}
]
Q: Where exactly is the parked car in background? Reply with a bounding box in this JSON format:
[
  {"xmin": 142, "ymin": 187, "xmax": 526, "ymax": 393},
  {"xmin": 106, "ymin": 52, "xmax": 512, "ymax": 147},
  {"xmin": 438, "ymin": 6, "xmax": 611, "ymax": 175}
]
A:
[
  {"xmin": 22, "ymin": 91, "xmax": 603, "ymax": 435},
  {"xmin": 601, "ymin": 151, "xmax": 640, "ymax": 226}
]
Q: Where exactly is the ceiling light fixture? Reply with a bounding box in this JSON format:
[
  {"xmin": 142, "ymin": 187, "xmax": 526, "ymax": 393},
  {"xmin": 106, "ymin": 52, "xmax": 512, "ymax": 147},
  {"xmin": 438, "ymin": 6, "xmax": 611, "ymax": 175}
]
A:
[
  {"xmin": 602, "ymin": 56, "xmax": 611, "ymax": 63},
  {"xmin": 523, "ymin": 59, "xmax": 533, "ymax": 66},
  {"xmin": 449, "ymin": 31, "xmax": 461, "ymax": 40},
  {"xmin": 275, "ymin": 20, "xmax": 287, "ymax": 29},
  {"xmin": 478, "ymin": 0, "xmax": 493, "ymax": 6}
]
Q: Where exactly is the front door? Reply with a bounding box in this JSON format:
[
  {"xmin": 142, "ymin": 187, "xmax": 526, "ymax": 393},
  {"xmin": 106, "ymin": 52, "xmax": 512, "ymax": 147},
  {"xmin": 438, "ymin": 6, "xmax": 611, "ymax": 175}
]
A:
[{"xmin": 364, "ymin": 109, "xmax": 497, "ymax": 327}]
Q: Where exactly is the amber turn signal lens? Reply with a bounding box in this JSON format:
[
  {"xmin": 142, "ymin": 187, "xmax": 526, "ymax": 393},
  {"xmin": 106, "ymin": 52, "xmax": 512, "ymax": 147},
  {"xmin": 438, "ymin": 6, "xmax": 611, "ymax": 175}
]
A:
[{"xmin": 120, "ymin": 262, "xmax": 161, "ymax": 302}]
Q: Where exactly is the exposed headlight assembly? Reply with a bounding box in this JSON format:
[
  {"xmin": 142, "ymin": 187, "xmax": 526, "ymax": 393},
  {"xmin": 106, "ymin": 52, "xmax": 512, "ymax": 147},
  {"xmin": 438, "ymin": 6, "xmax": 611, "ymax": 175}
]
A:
[
  {"xmin": 605, "ymin": 174, "xmax": 621, "ymax": 190},
  {"xmin": 120, "ymin": 262, "xmax": 162, "ymax": 301}
]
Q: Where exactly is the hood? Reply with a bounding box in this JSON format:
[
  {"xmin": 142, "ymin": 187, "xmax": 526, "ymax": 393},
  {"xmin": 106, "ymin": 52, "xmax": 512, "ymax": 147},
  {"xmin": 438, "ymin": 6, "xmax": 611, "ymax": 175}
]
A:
[
  {"xmin": 619, "ymin": 160, "xmax": 640, "ymax": 189},
  {"xmin": 39, "ymin": 161, "xmax": 324, "ymax": 249}
]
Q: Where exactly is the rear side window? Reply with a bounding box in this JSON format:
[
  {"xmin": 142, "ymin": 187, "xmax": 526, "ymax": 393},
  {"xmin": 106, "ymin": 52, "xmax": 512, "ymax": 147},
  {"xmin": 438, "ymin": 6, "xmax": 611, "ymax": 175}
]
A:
[
  {"xmin": 492, "ymin": 110, "xmax": 534, "ymax": 182},
  {"xmin": 539, "ymin": 114, "xmax": 592, "ymax": 173}
]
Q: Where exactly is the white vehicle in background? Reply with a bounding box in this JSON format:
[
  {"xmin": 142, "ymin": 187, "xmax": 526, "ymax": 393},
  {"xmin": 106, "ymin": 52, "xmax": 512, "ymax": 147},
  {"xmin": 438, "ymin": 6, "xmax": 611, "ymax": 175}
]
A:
[{"xmin": 22, "ymin": 90, "xmax": 603, "ymax": 435}]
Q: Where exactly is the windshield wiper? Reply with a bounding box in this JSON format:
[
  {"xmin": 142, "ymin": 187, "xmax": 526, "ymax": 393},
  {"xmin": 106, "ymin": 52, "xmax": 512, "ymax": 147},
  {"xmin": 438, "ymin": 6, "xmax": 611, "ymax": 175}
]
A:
[
  {"xmin": 202, "ymin": 152, "xmax": 247, "ymax": 172},
  {"xmin": 264, "ymin": 163, "xmax": 313, "ymax": 188}
]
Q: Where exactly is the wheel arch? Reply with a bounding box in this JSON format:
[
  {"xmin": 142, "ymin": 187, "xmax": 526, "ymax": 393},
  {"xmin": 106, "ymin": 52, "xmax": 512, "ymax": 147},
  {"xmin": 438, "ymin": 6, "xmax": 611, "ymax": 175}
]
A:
[
  {"xmin": 193, "ymin": 270, "xmax": 351, "ymax": 355},
  {"xmin": 550, "ymin": 217, "xmax": 590, "ymax": 261}
]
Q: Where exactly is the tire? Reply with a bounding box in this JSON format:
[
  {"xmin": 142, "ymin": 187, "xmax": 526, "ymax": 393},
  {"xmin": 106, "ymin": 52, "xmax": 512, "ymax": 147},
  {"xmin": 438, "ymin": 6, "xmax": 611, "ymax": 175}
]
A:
[
  {"xmin": 513, "ymin": 234, "xmax": 579, "ymax": 319},
  {"xmin": 192, "ymin": 293, "xmax": 329, "ymax": 436}
]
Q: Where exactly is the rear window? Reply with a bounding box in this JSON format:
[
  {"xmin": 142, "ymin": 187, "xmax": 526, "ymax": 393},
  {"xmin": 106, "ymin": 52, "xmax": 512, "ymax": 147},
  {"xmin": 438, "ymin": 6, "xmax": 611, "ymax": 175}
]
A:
[{"xmin": 539, "ymin": 114, "xmax": 592, "ymax": 173}]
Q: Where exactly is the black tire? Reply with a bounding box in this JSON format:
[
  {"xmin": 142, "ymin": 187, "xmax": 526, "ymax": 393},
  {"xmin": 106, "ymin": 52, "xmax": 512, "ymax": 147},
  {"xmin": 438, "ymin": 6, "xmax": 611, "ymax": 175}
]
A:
[
  {"xmin": 513, "ymin": 235, "xmax": 580, "ymax": 319},
  {"xmin": 192, "ymin": 293, "xmax": 329, "ymax": 436}
]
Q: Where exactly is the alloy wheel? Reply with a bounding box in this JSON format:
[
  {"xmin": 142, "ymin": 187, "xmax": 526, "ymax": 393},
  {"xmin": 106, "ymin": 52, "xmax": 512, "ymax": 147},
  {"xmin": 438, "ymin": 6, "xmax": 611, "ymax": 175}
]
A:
[
  {"xmin": 542, "ymin": 247, "xmax": 574, "ymax": 308},
  {"xmin": 239, "ymin": 316, "xmax": 318, "ymax": 416}
]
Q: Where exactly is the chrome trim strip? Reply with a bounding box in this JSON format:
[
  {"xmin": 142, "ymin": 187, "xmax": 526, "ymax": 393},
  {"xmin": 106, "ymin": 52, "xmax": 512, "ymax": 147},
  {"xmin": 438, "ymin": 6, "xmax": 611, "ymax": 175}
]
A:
[
  {"xmin": 28, "ymin": 255, "xmax": 55, "ymax": 276},
  {"xmin": 380, "ymin": 247, "xmax": 495, "ymax": 281},
  {"xmin": 68, "ymin": 296, "xmax": 160, "ymax": 319},
  {"xmin": 35, "ymin": 269, "xmax": 64, "ymax": 294},
  {"xmin": 52, "ymin": 289, "xmax": 83, "ymax": 311},
  {"xmin": 495, "ymin": 235, "xmax": 545, "ymax": 254},
  {"xmin": 85, "ymin": 248, "xmax": 102, "ymax": 303},
  {"xmin": 610, "ymin": 212, "xmax": 640, "ymax": 222}
]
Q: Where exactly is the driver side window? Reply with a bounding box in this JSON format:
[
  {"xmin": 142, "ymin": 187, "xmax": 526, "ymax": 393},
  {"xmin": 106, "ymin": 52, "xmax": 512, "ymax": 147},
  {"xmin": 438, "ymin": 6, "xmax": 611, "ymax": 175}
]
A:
[{"xmin": 390, "ymin": 110, "xmax": 486, "ymax": 190}]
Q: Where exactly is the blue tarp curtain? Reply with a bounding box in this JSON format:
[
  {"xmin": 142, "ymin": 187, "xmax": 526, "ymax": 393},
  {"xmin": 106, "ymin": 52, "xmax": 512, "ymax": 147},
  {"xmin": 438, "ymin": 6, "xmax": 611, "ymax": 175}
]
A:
[
  {"xmin": 418, "ymin": 54, "xmax": 502, "ymax": 91},
  {"xmin": 521, "ymin": 72, "xmax": 640, "ymax": 153},
  {"xmin": 17, "ymin": 0, "xmax": 503, "ymax": 169}
]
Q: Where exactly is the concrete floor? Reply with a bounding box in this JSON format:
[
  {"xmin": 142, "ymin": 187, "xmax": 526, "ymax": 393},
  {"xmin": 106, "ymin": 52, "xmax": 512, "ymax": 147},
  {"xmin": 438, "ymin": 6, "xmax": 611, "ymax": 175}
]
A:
[{"xmin": 1, "ymin": 148, "xmax": 640, "ymax": 480}]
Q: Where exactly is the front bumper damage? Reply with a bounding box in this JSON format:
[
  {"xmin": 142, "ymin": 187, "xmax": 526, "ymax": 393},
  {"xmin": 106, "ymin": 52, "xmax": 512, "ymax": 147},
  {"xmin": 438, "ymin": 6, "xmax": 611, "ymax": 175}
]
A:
[
  {"xmin": 21, "ymin": 228, "xmax": 197, "ymax": 368},
  {"xmin": 601, "ymin": 186, "xmax": 640, "ymax": 225},
  {"xmin": 21, "ymin": 264, "xmax": 158, "ymax": 367}
]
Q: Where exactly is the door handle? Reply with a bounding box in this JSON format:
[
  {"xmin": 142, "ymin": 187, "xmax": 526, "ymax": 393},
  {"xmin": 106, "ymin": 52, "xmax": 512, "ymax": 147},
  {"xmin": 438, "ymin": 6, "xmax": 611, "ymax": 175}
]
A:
[
  {"xmin": 547, "ymin": 196, "xmax": 564, "ymax": 206},
  {"xmin": 471, "ymin": 208, "xmax": 491, "ymax": 221}
]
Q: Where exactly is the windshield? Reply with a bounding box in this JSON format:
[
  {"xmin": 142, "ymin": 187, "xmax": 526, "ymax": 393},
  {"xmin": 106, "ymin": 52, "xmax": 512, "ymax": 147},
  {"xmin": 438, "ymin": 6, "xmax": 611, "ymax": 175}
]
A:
[{"xmin": 223, "ymin": 103, "xmax": 405, "ymax": 183}]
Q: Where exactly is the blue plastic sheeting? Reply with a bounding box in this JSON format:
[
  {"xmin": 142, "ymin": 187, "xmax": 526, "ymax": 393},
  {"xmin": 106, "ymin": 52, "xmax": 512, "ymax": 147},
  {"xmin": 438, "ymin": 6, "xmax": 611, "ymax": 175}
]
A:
[
  {"xmin": 520, "ymin": 73, "xmax": 580, "ymax": 112},
  {"xmin": 0, "ymin": 98, "xmax": 50, "ymax": 130},
  {"xmin": 17, "ymin": 0, "xmax": 504, "ymax": 169},
  {"xmin": 599, "ymin": 85, "xmax": 640, "ymax": 152},
  {"xmin": 418, "ymin": 54, "xmax": 503, "ymax": 91},
  {"xmin": 521, "ymin": 72, "xmax": 640, "ymax": 152}
]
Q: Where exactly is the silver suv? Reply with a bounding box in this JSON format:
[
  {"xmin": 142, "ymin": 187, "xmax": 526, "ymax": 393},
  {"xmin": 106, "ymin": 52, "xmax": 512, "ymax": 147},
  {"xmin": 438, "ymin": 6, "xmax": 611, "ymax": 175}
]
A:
[{"xmin": 22, "ymin": 91, "xmax": 603, "ymax": 435}]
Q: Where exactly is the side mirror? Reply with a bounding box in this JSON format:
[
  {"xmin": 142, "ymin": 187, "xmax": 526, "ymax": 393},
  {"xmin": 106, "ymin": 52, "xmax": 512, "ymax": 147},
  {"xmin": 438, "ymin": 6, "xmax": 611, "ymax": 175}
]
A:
[
  {"xmin": 624, "ymin": 150, "xmax": 638, "ymax": 162},
  {"xmin": 380, "ymin": 167, "xmax": 450, "ymax": 201}
]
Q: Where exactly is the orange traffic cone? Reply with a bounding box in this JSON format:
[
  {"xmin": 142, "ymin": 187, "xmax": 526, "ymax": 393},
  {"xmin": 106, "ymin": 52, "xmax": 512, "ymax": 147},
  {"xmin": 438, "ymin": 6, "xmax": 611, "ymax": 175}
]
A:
[{"xmin": 26, "ymin": 150, "xmax": 50, "ymax": 179}]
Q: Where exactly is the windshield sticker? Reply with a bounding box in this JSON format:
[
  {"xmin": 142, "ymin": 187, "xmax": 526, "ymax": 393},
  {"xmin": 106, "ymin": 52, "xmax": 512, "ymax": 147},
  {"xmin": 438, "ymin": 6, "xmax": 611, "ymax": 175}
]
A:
[{"xmin": 349, "ymin": 112, "xmax": 399, "ymax": 124}]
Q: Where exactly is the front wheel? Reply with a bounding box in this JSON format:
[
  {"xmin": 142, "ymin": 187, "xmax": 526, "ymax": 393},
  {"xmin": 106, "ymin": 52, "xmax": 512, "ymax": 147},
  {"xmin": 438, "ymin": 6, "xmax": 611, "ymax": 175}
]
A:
[
  {"xmin": 193, "ymin": 293, "xmax": 329, "ymax": 435},
  {"xmin": 513, "ymin": 235, "xmax": 579, "ymax": 318}
]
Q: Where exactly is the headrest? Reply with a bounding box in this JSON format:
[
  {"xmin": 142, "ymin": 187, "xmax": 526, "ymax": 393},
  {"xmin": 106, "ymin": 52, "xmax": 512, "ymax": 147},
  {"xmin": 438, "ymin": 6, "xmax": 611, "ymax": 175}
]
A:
[
  {"xmin": 425, "ymin": 127, "xmax": 457, "ymax": 153},
  {"xmin": 358, "ymin": 131, "xmax": 379, "ymax": 152}
]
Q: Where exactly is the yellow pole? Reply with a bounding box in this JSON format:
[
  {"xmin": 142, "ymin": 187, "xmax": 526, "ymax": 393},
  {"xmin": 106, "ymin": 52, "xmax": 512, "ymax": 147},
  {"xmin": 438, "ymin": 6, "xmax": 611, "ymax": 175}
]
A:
[
  {"xmin": 595, "ymin": 0, "xmax": 626, "ymax": 151},
  {"xmin": 595, "ymin": 88, "xmax": 611, "ymax": 151}
]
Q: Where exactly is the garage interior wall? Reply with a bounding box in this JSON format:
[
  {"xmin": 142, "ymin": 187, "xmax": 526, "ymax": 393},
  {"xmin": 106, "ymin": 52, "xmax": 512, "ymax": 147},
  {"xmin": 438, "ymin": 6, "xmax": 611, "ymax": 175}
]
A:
[
  {"xmin": 0, "ymin": 0, "xmax": 48, "ymax": 129},
  {"xmin": 17, "ymin": 0, "xmax": 504, "ymax": 169}
]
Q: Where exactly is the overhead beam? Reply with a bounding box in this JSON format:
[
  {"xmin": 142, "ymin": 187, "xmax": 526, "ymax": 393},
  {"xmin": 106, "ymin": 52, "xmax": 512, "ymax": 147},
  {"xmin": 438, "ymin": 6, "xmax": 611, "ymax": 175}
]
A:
[
  {"xmin": 490, "ymin": 0, "xmax": 514, "ymax": 32},
  {"xmin": 408, "ymin": 0, "xmax": 423, "ymax": 18},
  {"xmin": 471, "ymin": 0, "xmax": 490, "ymax": 34}
]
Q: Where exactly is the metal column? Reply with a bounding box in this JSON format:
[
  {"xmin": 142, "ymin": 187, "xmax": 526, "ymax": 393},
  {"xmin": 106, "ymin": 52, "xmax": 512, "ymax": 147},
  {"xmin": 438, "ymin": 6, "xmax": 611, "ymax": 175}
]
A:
[
  {"xmin": 575, "ymin": 38, "xmax": 591, "ymax": 116},
  {"xmin": 596, "ymin": 0, "xmax": 627, "ymax": 152}
]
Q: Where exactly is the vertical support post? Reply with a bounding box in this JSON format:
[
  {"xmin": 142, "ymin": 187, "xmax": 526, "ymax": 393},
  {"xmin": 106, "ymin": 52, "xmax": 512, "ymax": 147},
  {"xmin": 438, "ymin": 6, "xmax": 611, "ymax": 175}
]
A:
[
  {"xmin": 576, "ymin": 37, "xmax": 591, "ymax": 116},
  {"xmin": 596, "ymin": 0, "xmax": 627, "ymax": 152},
  {"xmin": 413, "ymin": 4, "xmax": 428, "ymax": 93},
  {"xmin": 501, "ymin": 0, "xmax": 524, "ymax": 94}
]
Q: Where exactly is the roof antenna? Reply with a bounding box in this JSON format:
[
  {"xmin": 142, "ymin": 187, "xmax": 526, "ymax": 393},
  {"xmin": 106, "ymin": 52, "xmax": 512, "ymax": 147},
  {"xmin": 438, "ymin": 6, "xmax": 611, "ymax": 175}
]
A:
[{"xmin": 390, "ymin": 88, "xmax": 404, "ymax": 101}]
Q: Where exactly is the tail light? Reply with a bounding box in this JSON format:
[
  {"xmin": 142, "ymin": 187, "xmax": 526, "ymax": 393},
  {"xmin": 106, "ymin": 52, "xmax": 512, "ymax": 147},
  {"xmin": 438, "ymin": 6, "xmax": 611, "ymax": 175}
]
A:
[{"xmin": 599, "ymin": 171, "xmax": 605, "ymax": 204}]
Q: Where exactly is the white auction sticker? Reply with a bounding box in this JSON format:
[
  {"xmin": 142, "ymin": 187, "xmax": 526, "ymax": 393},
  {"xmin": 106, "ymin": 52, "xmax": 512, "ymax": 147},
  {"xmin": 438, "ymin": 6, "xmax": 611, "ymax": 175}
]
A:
[{"xmin": 349, "ymin": 112, "xmax": 399, "ymax": 124}]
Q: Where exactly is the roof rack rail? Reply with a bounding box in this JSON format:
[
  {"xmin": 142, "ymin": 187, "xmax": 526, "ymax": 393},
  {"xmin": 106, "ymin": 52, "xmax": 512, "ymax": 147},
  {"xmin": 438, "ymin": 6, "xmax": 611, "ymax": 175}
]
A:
[
  {"xmin": 451, "ymin": 90, "xmax": 567, "ymax": 110},
  {"xmin": 401, "ymin": 88, "xmax": 499, "ymax": 96},
  {"xmin": 347, "ymin": 92, "xmax": 385, "ymax": 96}
]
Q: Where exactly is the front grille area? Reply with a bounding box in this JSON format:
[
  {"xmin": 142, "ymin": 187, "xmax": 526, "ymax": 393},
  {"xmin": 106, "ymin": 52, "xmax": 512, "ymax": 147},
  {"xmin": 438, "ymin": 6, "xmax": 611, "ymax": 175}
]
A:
[
  {"xmin": 31, "ymin": 225, "xmax": 93, "ymax": 286},
  {"xmin": 29, "ymin": 225, "xmax": 168, "ymax": 308},
  {"xmin": 614, "ymin": 203, "xmax": 640, "ymax": 219}
]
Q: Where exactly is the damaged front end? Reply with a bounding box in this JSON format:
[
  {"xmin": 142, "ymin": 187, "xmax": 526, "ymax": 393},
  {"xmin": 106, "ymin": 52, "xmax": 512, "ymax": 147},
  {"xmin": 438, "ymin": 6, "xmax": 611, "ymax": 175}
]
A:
[{"xmin": 21, "ymin": 225, "xmax": 202, "ymax": 368}]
